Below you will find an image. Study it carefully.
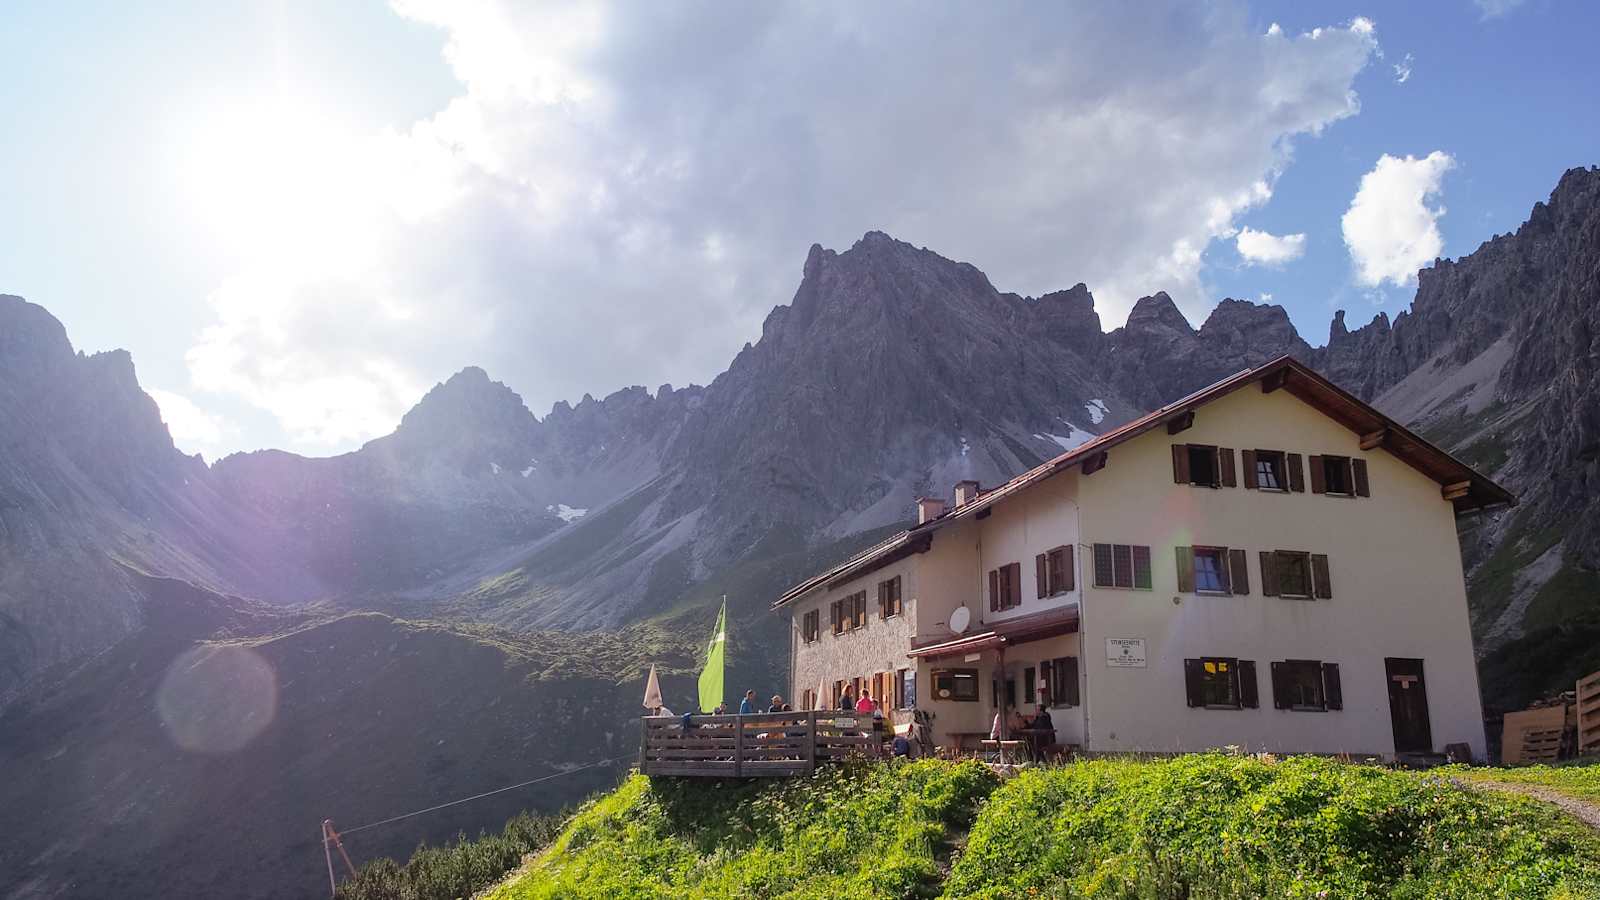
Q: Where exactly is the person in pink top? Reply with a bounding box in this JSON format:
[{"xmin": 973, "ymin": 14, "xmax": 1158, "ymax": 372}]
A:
[{"xmin": 856, "ymin": 690, "xmax": 876, "ymax": 713}]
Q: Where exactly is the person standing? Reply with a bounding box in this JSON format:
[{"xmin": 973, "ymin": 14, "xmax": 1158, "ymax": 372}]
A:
[
  {"xmin": 739, "ymin": 689, "xmax": 757, "ymax": 715},
  {"xmin": 838, "ymin": 683, "xmax": 856, "ymax": 711},
  {"xmin": 855, "ymin": 689, "xmax": 875, "ymax": 714}
]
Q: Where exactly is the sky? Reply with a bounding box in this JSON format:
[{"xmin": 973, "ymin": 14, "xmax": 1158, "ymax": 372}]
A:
[{"xmin": 2, "ymin": 0, "xmax": 1596, "ymax": 460}]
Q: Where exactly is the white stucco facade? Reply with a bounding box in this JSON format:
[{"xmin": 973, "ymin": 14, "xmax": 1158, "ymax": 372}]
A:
[{"xmin": 782, "ymin": 367, "xmax": 1494, "ymax": 761}]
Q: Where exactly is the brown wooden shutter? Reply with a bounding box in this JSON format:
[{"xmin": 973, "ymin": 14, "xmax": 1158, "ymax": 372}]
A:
[
  {"xmin": 1259, "ymin": 551, "xmax": 1280, "ymax": 596},
  {"xmin": 1063, "ymin": 547, "xmax": 1075, "ymax": 592},
  {"xmin": 1175, "ymin": 546, "xmax": 1194, "ymax": 593},
  {"xmin": 988, "ymin": 569, "xmax": 999, "ymax": 611},
  {"xmin": 1007, "ymin": 562, "xmax": 1022, "ymax": 607},
  {"xmin": 1093, "ymin": 544, "xmax": 1113, "ymax": 587},
  {"xmin": 1322, "ymin": 663, "xmax": 1343, "ymax": 710},
  {"xmin": 1172, "ymin": 444, "xmax": 1190, "ymax": 484},
  {"xmin": 1352, "ymin": 459, "xmax": 1370, "ymax": 497},
  {"xmin": 1286, "ymin": 453, "xmax": 1305, "ymax": 492},
  {"xmin": 1241, "ymin": 449, "xmax": 1258, "ymax": 489},
  {"xmin": 1036, "ymin": 553, "xmax": 1048, "ymax": 599},
  {"xmin": 878, "ymin": 582, "xmax": 887, "ymax": 619},
  {"xmin": 1270, "ymin": 662, "xmax": 1291, "ymax": 709},
  {"xmin": 1220, "ymin": 447, "xmax": 1237, "ymax": 487},
  {"xmin": 1311, "ymin": 554, "xmax": 1332, "ymax": 599},
  {"xmin": 1062, "ymin": 656, "xmax": 1080, "ymax": 706},
  {"xmin": 1238, "ymin": 660, "xmax": 1259, "ymax": 709},
  {"xmin": 1228, "ymin": 548, "xmax": 1250, "ymax": 595},
  {"xmin": 1183, "ymin": 658, "xmax": 1204, "ymax": 708},
  {"xmin": 1309, "ymin": 454, "xmax": 1326, "ymax": 494},
  {"xmin": 1132, "ymin": 545, "xmax": 1152, "ymax": 589}
]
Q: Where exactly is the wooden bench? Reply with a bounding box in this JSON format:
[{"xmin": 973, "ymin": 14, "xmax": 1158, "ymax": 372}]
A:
[{"xmin": 978, "ymin": 739, "xmax": 1029, "ymax": 765}]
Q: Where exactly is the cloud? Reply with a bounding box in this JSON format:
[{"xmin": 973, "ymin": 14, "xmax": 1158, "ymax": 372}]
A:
[
  {"xmin": 1393, "ymin": 52, "xmax": 1413, "ymax": 83},
  {"xmin": 183, "ymin": 3, "xmax": 1379, "ymax": 453},
  {"xmin": 1235, "ymin": 227, "xmax": 1307, "ymax": 266},
  {"xmin": 1474, "ymin": 0, "xmax": 1527, "ymax": 19},
  {"xmin": 1341, "ymin": 151, "xmax": 1456, "ymax": 287},
  {"xmin": 148, "ymin": 388, "xmax": 232, "ymax": 458}
]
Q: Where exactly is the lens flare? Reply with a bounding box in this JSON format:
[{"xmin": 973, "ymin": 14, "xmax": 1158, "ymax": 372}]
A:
[{"xmin": 156, "ymin": 645, "xmax": 279, "ymax": 754}]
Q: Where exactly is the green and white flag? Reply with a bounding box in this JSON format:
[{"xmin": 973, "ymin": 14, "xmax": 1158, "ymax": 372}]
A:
[{"xmin": 698, "ymin": 597, "xmax": 727, "ymax": 713}]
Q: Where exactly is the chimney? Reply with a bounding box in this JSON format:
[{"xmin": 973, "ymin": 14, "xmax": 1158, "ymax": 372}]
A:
[
  {"xmin": 916, "ymin": 497, "xmax": 946, "ymax": 524},
  {"xmin": 954, "ymin": 480, "xmax": 980, "ymax": 508}
]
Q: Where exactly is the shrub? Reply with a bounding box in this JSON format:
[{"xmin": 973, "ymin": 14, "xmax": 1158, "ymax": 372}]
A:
[{"xmin": 333, "ymin": 809, "xmax": 568, "ymax": 900}]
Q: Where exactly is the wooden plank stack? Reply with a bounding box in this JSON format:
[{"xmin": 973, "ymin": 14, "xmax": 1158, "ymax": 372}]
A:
[{"xmin": 1579, "ymin": 668, "xmax": 1600, "ymax": 758}]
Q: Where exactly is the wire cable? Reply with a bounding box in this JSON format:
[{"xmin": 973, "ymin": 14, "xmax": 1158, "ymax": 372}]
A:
[{"xmin": 337, "ymin": 755, "xmax": 632, "ymax": 836}]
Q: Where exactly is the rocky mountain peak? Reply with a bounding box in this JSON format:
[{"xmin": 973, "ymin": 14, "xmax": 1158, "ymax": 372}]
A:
[
  {"xmin": 1123, "ymin": 291, "xmax": 1194, "ymax": 335},
  {"xmin": 0, "ymin": 294, "xmax": 75, "ymax": 383},
  {"xmin": 384, "ymin": 366, "xmax": 537, "ymax": 464}
]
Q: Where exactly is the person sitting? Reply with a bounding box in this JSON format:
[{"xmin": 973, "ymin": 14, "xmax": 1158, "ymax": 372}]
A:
[{"xmin": 767, "ymin": 694, "xmax": 785, "ymax": 713}]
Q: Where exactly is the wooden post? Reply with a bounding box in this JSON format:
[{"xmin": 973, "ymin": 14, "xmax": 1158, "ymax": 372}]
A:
[
  {"xmin": 732, "ymin": 715, "xmax": 745, "ymax": 778},
  {"xmin": 638, "ymin": 717, "xmax": 649, "ymax": 775},
  {"xmin": 322, "ymin": 821, "xmax": 337, "ymax": 899},
  {"xmin": 805, "ymin": 710, "xmax": 817, "ymax": 774}
]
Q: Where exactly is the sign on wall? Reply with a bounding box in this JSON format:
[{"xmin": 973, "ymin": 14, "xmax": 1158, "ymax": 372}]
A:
[{"xmin": 1106, "ymin": 638, "xmax": 1147, "ymax": 668}]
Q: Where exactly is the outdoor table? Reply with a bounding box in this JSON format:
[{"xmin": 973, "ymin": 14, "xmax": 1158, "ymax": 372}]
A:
[{"xmin": 949, "ymin": 731, "xmax": 991, "ymax": 753}]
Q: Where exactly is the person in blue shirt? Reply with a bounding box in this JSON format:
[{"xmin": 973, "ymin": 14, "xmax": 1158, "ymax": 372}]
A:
[{"xmin": 738, "ymin": 689, "xmax": 757, "ymax": 715}]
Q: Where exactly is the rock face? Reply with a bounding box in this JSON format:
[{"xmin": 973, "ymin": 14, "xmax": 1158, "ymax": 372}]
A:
[
  {"xmin": 3, "ymin": 166, "xmax": 1599, "ymax": 900},
  {"xmin": 5, "ymin": 168, "xmax": 1599, "ymax": 705}
]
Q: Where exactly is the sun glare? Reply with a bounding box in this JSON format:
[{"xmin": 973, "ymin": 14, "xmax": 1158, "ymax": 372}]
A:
[{"xmin": 178, "ymin": 96, "xmax": 381, "ymax": 276}]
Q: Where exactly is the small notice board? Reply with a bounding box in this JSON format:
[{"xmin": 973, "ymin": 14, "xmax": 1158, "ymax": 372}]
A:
[{"xmin": 1106, "ymin": 638, "xmax": 1147, "ymax": 668}]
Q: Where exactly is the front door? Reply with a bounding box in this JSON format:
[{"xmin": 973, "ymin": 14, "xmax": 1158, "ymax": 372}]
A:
[{"xmin": 1385, "ymin": 657, "xmax": 1433, "ymax": 753}]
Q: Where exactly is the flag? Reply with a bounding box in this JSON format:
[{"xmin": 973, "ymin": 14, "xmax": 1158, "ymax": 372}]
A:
[
  {"xmin": 697, "ymin": 597, "xmax": 727, "ymax": 713},
  {"xmin": 642, "ymin": 664, "xmax": 663, "ymax": 712}
]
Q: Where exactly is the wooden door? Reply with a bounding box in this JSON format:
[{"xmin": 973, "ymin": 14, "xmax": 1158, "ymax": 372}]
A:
[{"xmin": 1385, "ymin": 657, "xmax": 1433, "ymax": 753}]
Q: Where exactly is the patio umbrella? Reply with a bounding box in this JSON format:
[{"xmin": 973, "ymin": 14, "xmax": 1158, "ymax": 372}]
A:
[{"xmin": 643, "ymin": 664, "xmax": 663, "ymax": 712}]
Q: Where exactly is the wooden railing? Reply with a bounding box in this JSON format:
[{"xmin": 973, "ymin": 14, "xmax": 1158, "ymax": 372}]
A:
[{"xmin": 639, "ymin": 711, "xmax": 882, "ymax": 777}]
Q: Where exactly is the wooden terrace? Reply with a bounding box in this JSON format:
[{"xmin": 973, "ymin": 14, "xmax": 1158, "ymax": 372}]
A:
[{"xmin": 639, "ymin": 711, "xmax": 882, "ymax": 778}]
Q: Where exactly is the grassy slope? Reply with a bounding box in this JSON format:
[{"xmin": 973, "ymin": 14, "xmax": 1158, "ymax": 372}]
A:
[
  {"xmin": 1452, "ymin": 761, "xmax": 1600, "ymax": 804},
  {"xmin": 485, "ymin": 754, "xmax": 1600, "ymax": 900}
]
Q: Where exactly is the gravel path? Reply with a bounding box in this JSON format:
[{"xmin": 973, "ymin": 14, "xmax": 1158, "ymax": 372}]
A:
[{"xmin": 1468, "ymin": 780, "xmax": 1600, "ymax": 831}]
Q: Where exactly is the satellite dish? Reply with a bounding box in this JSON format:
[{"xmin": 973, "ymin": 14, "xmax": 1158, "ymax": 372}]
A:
[{"xmin": 949, "ymin": 606, "xmax": 971, "ymax": 635}]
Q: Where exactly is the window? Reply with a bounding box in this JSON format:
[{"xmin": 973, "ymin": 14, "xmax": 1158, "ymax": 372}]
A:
[
  {"xmin": 894, "ymin": 668, "xmax": 910, "ymax": 708},
  {"xmin": 1184, "ymin": 657, "xmax": 1259, "ymax": 710},
  {"xmin": 931, "ymin": 668, "xmax": 980, "ymax": 702},
  {"xmin": 829, "ymin": 591, "xmax": 870, "ymax": 634},
  {"xmin": 1040, "ymin": 656, "xmax": 1080, "ymax": 707},
  {"xmin": 1193, "ymin": 547, "xmax": 1228, "ymax": 593},
  {"xmin": 1173, "ymin": 443, "xmax": 1237, "ymax": 488},
  {"xmin": 802, "ymin": 609, "xmax": 820, "ymax": 643},
  {"xmin": 1278, "ymin": 552, "xmax": 1313, "ymax": 597},
  {"xmin": 902, "ymin": 668, "xmax": 917, "ymax": 709},
  {"xmin": 1093, "ymin": 543, "xmax": 1152, "ymax": 589},
  {"xmin": 1253, "ymin": 450, "xmax": 1286, "ymax": 490},
  {"xmin": 988, "ymin": 561, "xmax": 1022, "ymax": 610},
  {"xmin": 1024, "ymin": 666, "xmax": 1036, "ymax": 704},
  {"xmin": 801, "ymin": 689, "xmax": 815, "ymax": 710},
  {"xmin": 992, "ymin": 676, "xmax": 1017, "ymax": 709},
  {"xmin": 1188, "ymin": 444, "xmax": 1219, "ymax": 486},
  {"xmin": 877, "ymin": 576, "xmax": 903, "ymax": 618},
  {"xmin": 1177, "ymin": 546, "xmax": 1248, "ymax": 595},
  {"xmin": 1036, "ymin": 546, "xmax": 1074, "ymax": 598},
  {"xmin": 1260, "ymin": 550, "xmax": 1331, "ymax": 599},
  {"xmin": 1271, "ymin": 660, "xmax": 1343, "ymax": 711},
  {"xmin": 1322, "ymin": 455, "xmax": 1353, "ymax": 495}
]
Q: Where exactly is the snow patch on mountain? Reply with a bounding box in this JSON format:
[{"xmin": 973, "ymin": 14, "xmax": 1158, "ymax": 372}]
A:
[
  {"xmin": 548, "ymin": 503, "xmax": 588, "ymax": 523},
  {"xmin": 1085, "ymin": 399, "xmax": 1109, "ymax": 424}
]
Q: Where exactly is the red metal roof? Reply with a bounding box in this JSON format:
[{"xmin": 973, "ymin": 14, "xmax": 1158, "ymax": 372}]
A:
[{"xmin": 907, "ymin": 604, "xmax": 1081, "ymax": 659}]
